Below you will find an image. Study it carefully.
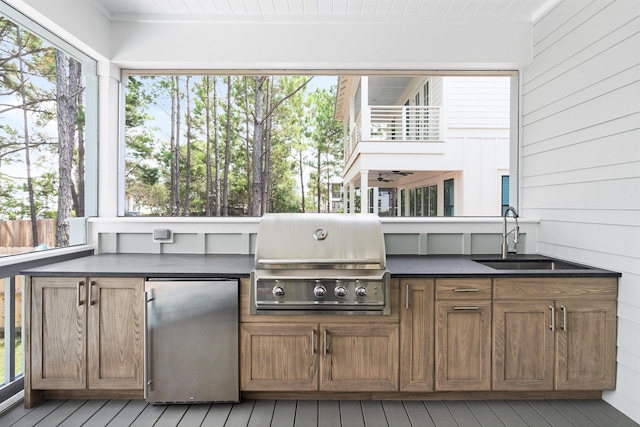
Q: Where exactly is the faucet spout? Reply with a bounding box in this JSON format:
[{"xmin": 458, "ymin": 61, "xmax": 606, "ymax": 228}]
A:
[{"xmin": 502, "ymin": 206, "xmax": 520, "ymax": 259}]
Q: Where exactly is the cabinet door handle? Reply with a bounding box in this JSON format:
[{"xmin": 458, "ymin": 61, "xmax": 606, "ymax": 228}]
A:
[
  {"xmin": 89, "ymin": 281, "xmax": 97, "ymax": 305},
  {"xmin": 405, "ymin": 284, "xmax": 409, "ymax": 309},
  {"xmin": 77, "ymin": 281, "xmax": 84, "ymax": 306},
  {"xmin": 549, "ymin": 305, "xmax": 555, "ymax": 331},
  {"xmin": 453, "ymin": 288, "xmax": 480, "ymax": 292},
  {"xmin": 323, "ymin": 330, "xmax": 328, "ymax": 356},
  {"xmin": 311, "ymin": 330, "xmax": 315, "ymax": 355},
  {"xmin": 561, "ymin": 305, "xmax": 567, "ymax": 331},
  {"xmin": 453, "ymin": 306, "xmax": 479, "ymax": 310}
]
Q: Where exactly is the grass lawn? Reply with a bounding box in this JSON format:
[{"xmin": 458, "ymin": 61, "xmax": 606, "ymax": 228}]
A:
[{"xmin": 0, "ymin": 338, "xmax": 23, "ymax": 384}]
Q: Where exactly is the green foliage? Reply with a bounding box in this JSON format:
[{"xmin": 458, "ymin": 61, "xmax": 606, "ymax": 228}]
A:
[{"xmin": 123, "ymin": 74, "xmax": 342, "ymax": 216}]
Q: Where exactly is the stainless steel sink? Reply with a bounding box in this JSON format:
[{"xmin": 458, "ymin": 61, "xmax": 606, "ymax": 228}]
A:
[{"xmin": 474, "ymin": 259, "xmax": 590, "ymax": 270}]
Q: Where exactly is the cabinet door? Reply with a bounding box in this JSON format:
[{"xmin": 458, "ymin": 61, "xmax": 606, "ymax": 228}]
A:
[
  {"xmin": 493, "ymin": 301, "xmax": 555, "ymax": 390},
  {"xmin": 240, "ymin": 323, "xmax": 318, "ymax": 391},
  {"xmin": 399, "ymin": 279, "xmax": 434, "ymax": 391},
  {"xmin": 435, "ymin": 301, "xmax": 491, "ymax": 390},
  {"xmin": 320, "ymin": 324, "xmax": 398, "ymax": 391},
  {"xmin": 31, "ymin": 277, "xmax": 87, "ymax": 389},
  {"xmin": 556, "ymin": 300, "xmax": 617, "ymax": 390},
  {"xmin": 87, "ymin": 277, "xmax": 144, "ymax": 390}
]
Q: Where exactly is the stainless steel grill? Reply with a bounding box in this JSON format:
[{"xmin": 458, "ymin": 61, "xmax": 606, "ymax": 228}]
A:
[{"xmin": 251, "ymin": 213, "xmax": 390, "ymax": 315}]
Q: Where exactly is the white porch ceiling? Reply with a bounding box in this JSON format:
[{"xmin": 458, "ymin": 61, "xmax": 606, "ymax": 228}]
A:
[{"xmin": 90, "ymin": 0, "xmax": 554, "ymax": 21}]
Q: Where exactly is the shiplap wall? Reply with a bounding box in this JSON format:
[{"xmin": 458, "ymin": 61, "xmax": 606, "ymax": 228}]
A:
[
  {"xmin": 521, "ymin": 0, "xmax": 640, "ymax": 422},
  {"xmin": 88, "ymin": 217, "xmax": 538, "ymax": 256}
]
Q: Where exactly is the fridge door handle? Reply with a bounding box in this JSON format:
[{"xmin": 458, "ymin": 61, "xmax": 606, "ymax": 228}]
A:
[{"xmin": 144, "ymin": 290, "xmax": 154, "ymax": 396}]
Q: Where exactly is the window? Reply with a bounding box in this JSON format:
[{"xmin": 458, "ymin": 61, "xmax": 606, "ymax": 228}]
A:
[
  {"xmin": 0, "ymin": 9, "xmax": 97, "ymax": 253},
  {"xmin": 122, "ymin": 74, "xmax": 342, "ymax": 217},
  {"xmin": 121, "ymin": 73, "xmax": 515, "ymax": 217},
  {"xmin": 444, "ymin": 179, "xmax": 454, "ymax": 216},
  {"xmin": 501, "ymin": 175, "xmax": 510, "ymax": 215}
]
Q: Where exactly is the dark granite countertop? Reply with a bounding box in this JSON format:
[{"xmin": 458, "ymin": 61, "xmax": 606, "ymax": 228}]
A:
[
  {"xmin": 22, "ymin": 253, "xmax": 620, "ymax": 278},
  {"xmin": 22, "ymin": 253, "xmax": 255, "ymax": 278},
  {"xmin": 386, "ymin": 255, "xmax": 621, "ymax": 278}
]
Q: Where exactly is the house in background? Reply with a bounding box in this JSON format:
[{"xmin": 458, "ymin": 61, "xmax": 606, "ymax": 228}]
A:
[{"xmin": 336, "ymin": 75, "xmax": 511, "ymax": 216}]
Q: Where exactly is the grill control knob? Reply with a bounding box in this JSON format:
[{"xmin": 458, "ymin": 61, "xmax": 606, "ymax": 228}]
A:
[
  {"xmin": 272, "ymin": 286, "xmax": 285, "ymax": 298},
  {"xmin": 334, "ymin": 286, "xmax": 347, "ymax": 297},
  {"xmin": 313, "ymin": 286, "xmax": 327, "ymax": 298},
  {"xmin": 355, "ymin": 286, "xmax": 367, "ymax": 297}
]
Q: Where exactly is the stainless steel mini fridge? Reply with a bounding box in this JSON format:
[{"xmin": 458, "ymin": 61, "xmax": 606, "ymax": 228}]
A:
[{"xmin": 144, "ymin": 278, "xmax": 239, "ymax": 404}]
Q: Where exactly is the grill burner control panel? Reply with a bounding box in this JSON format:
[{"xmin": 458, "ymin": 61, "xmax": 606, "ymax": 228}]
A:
[{"xmin": 251, "ymin": 273, "xmax": 390, "ymax": 315}]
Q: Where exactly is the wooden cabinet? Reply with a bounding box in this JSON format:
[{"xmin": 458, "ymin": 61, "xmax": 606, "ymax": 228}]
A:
[
  {"xmin": 30, "ymin": 277, "xmax": 144, "ymax": 391},
  {"xmin": 493, "ymin": 300, "xmax": 555, "ymax": 390},
  {"xmin": 493, "ymin": 278, "xmax": 617, "ymax": 391},
  {"xmin": 320, "ymin": 323, "xmax": 398, "ymax": 391},
  {"xmin": 399, "ymin": 279, "xmax": 434, "ymax": 391},
  {"xmin": 240, "ymin": 323, "xmax": 318, "ymax": 391},
  {"xmin": 240, "ymin": 322, "xmax": 398, "ymax": 392},
  {"xmin": 555, "ymin": 300, "xmax": 617, "ymax": 390},
  {"xmin": 435, "ymin": 279, "xmax": 492, "ymax": 391}
]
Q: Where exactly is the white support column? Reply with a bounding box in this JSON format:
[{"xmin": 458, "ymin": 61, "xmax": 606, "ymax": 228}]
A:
[
  {"xmin": 360, "ymin": 77, "xmax": 370, "ymax": 140},
  {"xmin": 360, "ymin": 171, "xmax": 369, "ymax": 214},
  {"xmin": 343, "ymin": 182, "xmax": 349, "ymax": 213},
  {"xmin": 404, "ymin": 188, "xmax": 411, "ymax": 217},
  {"xmin": 372, "ymin": 187, "xmax": 379, "ymax": 215},
  {"xmin": 396, "ymin": 187, "xmax": 402, "ymax": 216},
  {"xmin": 349, "ymin": 183, "xmax": 356, "ymax": 214}
]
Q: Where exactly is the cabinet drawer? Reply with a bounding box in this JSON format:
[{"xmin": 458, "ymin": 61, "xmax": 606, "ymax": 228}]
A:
[
  {"xmin": 436, "ymin": 279, "xmax": 492, "ymax": 300},
  {"xmin": 493, "ymin": 278, "xmax": 617, "ymax": 300}
]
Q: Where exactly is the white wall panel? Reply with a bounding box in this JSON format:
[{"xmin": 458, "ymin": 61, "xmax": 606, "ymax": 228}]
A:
[
  {"xmin": 523, "ymin": 0, "xmax": 640, "ymax": 422},
  {"xmin": 110, "ymin": 18, "xmax": 532, "ymax": 69}
]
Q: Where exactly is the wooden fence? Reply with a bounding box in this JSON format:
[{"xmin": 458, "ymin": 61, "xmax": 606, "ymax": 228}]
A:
[
  {"xmin": 0, "ymin": 219, "xmax": 56, "ymax": 329},
  {"xmin": 0, "ymin": 219, "xmax": 56, "ymax": 249}
]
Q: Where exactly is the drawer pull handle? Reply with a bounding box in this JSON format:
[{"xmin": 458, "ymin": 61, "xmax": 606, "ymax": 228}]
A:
[
  {"xmin": 323, "ymin": 330, "xmax": 329, "ymax": 356},
  {"xmin": 77, "ymin": 281, "xmax": 84, "ymax": 306},
  {"xmin": 89, "ymin": 281, "xmax": 97, "ymax": 305},
  {"xmin": 311, "ymin": 330, "xmax": 315, "ymax": 355},
  {"xmin": 453, "ymin": 306, "xmax": 479, "ymax": 310},
  {"xmin": 405, "ymin": 284, "xmax": 409, "ymax": 309},
  {"xmin": 561, "ymin": 305, "xmax": 567, "ymax": 331},
  {"xmin": 550, "ymin": 305, "xmax": 555, "ymax": 331},
  {"xmin": 453, "ymin": 288, "xmax": 480, "ymax": 292}
]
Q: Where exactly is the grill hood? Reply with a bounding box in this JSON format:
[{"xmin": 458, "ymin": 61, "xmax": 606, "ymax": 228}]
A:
[{"xmin": 254, "ymin": 213, "xmax": 386, "ymax": 270}]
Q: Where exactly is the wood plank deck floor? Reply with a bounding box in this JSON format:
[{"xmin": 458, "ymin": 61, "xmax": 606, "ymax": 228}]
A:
[{"xmin": 1, "ymin": 399, "xmax": 638, "ymax": 427}]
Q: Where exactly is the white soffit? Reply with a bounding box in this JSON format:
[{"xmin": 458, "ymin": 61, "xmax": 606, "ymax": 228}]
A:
[{"xmin": 91, "ymin": 0, "xmax": 551, "ymax": 22}]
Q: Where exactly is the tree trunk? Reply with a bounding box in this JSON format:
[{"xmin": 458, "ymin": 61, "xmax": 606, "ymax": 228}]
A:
[
  {"xmin": 316, "ymin": 148, "xmax": 321, "ymax": 213},
  {"xmin": 183, "ymin": 76, "xmax": 191, "ymax": 216},
  {"xmin": 16, "ymin": 29, "xmax": 38, "ymax": 246},
  {"xmin": 214, "ymin": 76, "xmax": 220, "ymax": 216},
  {"xmin": 299, "ymin": 150, "xmax": 305, "ymax": 213},
  {"xmin": 244, "ymin": 77, "xmax": 252, "ymax": 214},
  {"xmin": 205, "ymin": 76, "xmax": 213, "ymax": 216},
  {"xmin": 222, "ymin": 76, "xmax": 231, "ymax": 216},
  {"xmin": 70, "ymin": 59, "xmax": 84, "ymax": 217},
  {"xmin": 251, "ymin": 76, "xmax": 266, "ymax": 216},
  {"xmin": 262, "ymin": 77, "xmax": 273, "ymax": 214},
  {"xmin": 170, "ymin": 76, "xmax": 181, "ymax": 216},
  {"xmin": 54, "ymin": 50, "xmax": 76, "ymax": 247}
]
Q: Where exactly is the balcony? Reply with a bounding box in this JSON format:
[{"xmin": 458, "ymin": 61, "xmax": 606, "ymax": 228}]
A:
[{"xmin": 346, "ymin": 105, "xmax": 441, "ymax": 160}]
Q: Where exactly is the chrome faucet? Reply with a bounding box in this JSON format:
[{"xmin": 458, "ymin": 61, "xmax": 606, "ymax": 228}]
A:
[{"xmin": 502, "ymin": 206, "xmax": 520, "ymax": 258}]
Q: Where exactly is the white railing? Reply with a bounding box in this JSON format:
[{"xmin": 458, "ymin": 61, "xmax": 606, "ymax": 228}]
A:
[
  {"xmin": 345, "ymin": 106, "xmax": 441, "ymax": 159},
  {"xmin": 369, "ymin": 105, "xmax": 441, "ymax": 141}
]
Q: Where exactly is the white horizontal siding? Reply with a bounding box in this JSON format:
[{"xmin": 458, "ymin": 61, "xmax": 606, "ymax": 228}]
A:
[
  {"xmin": 523, "ymin": 0, "xmax": 640, "ymax": 422},
  {"xmin": 443, "ymin": 76, "xmax": 510, "ymax": 129}
]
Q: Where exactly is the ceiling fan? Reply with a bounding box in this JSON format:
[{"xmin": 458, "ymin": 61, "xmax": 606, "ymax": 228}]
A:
[{"xmin": 377, "ymin": 171, "xmax": 414, "ymax": 182}]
